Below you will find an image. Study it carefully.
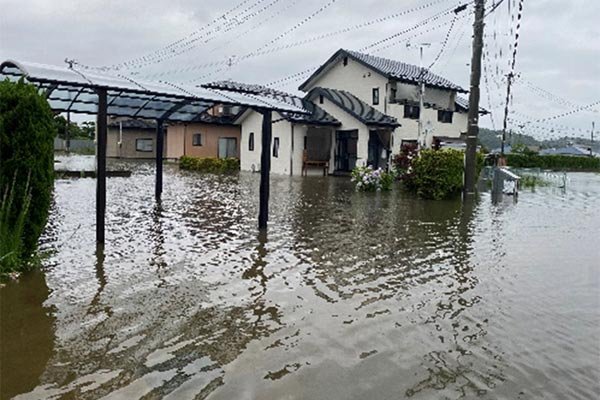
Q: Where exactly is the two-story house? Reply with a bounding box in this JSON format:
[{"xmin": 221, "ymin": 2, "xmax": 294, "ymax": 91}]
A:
[{"xmin": 298, "ymin": 49, "xmax": 474, "ymax": 161}]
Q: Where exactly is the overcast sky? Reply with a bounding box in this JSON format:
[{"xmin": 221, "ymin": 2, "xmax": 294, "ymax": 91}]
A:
[{"xmin": 1, "ymin": 0, "xmax": 598, "ymax": 138}]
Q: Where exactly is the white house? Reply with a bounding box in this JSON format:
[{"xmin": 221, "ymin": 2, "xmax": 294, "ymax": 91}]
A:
[
  {"xmin": 200, "ymin": 49, "xmax": 483, "ymax": 176},
  {"xmin": 298, "ymin": 49, "xmax": 476, "ymax": 154}
]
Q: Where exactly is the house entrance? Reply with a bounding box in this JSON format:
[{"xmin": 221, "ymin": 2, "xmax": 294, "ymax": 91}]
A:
[
  {"xmin": 335, "ymin": 130, "xmax": 358, "ymax": 172},
  {"xmin": 367, "ymin": 130, "xmax": 390, "ymax": 169}
]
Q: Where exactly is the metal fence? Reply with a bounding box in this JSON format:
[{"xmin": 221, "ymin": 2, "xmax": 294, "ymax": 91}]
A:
[{"xmin": 54, "ymin": 138, "xmax": 95, "ymax": 152}]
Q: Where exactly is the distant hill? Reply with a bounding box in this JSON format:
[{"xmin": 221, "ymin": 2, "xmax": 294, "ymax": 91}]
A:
[{"xmin": 477, "ymin": 128, "xmax": 599, "ymax": 152}]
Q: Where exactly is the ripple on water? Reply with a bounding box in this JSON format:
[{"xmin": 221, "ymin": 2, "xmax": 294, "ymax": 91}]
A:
[{"xmin": 2, "ymin": 158, "xmax": 599, "ymax": 400}]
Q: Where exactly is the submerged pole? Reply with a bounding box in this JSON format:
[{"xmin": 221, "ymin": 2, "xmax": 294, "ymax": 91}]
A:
[
  {"xmin": 155, "ymin": 119, "xmax": 164, "ymax": 200},
  {"xmin": 258, "ymin": 109, "xmax": 272, "ymax": 229},
  {"xmin": 96, "ymin": 88, "xmax": 108, "ymax": 244},
  {"xmin": 463, "ymin": 0, "xmax": 485, "ymax": 195}
]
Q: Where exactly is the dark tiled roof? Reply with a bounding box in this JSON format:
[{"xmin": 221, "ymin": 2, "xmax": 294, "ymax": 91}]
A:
[
  {"xmin": 306, "ymin": 87, "xmax": 400, "ymax": 128},
  {"xmin": 455, "ymin": 95, "xmax": 489, "ymax": 114},
  {"xmin": 299, "ymin": 49, "xmax": 466, "ymax": 93},
  {"xmin": 202, "ymin": 80, "xmax": 340, "ymax": 126}
]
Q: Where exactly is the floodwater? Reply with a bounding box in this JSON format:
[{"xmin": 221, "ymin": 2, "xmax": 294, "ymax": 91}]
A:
[{"xmin": 1, "ymin": 157, "xmax": 599, "ymax": 399}]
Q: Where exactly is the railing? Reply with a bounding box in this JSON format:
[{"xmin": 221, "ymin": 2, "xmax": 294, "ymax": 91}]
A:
[{"xmin": 492, "ymin": 167, "xmax": 521, "ymax": 197}]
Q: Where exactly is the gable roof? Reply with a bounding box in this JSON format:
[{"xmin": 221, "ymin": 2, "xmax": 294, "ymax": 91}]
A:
[
  {"xmin": 299, "ymin": 49, "xmax": 467, "ymax": 93},
  {"xmin": 203, "ymin": 80, "xmax": 340, "ymax": 126},
  {"xmin": 455, "ymin": 95, "xmax": 489, "ymax": 114},
  {"xmin": 306, "ymin": 87, "xmax": 400, "ymax": 128}
]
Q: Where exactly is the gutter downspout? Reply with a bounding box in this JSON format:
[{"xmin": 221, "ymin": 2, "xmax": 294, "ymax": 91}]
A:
[
  {"xmin": 118, "ymin": 121, "xmax": 123, "ymax": 158},
  {"xmin": 290, "ymin": 124, "xmax": 295, "ymax": 176}
]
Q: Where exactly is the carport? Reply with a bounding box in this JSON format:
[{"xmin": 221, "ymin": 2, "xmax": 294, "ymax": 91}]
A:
[{"xmin": 0, "ymin": 60, "xmax": 308, "ymax": 243}]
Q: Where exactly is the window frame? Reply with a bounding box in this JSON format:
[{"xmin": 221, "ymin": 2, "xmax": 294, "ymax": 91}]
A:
[
  {"xmin": 135, "ymin": 138, "xmax": 153, "ymax": 152},
  {"xmin": 192, "ymin": 133, "xmax": 203, "ymax": 146},
  {"xmin": 273, "ymin": 137, "xmax": 280, "ymax": 158},
  {"xmin": 248, "ymin": 131, "xmax": 255, "ymax": 151},
  {"xmin": 372, "ymin": 88, "xmax": 380, "ymax": 106},
  {"xmin": 403, "ymin": 104, "xmax": 420, "ymax": 120},
  {"xmin": 437, "ymin": 110, "xmax": 453, "ymax": 124}
]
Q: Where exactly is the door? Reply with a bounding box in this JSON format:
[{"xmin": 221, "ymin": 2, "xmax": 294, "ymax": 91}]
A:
[
  {"xmin": 218, "ymin": 137, "xmax": 238, "ymax": 158},
  {"xmin": 368, "ymin": 130, "xmax": 391, "ymax": 169},
  {"xmin": 335, "ymin": 130, "xmax": 358, "ymax": 172}
]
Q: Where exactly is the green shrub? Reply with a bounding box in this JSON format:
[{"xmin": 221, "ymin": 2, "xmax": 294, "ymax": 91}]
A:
[
  {"xmin": 402, "ymin": 149, "xmax": 465, "ymax": 200},
  {"xmin": 506, "ymin": 153, "xmax": 599, "ymax": 170},
  {"xmin": 0, "ymin": 79, "xmax": 55, "ymax": 262},
  {"xmin": 179, "ymin": 156, "xmax": 240, "ymax": 173}
]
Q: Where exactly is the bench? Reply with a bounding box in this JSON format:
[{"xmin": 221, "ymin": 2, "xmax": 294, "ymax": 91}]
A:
[{"xmin": 302, "ymin": 150, "xmax": 329, "ymax": 176}]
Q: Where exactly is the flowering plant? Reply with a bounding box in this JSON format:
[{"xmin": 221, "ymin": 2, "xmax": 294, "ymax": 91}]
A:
[
  {"xmin": 351, "ymin": 165, "xmax": 395, "ymax": 192},
  {"xmin": 392, "ymin": 142, "xmax": 419, "ymax": 181}
]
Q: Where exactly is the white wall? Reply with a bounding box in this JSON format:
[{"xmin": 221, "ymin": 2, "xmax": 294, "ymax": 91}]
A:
[
  {"xmin": 239, "ymin": 110, "xmax": 307, "ymax": 176},
  {"xmin": 303, "ymin": 56, "xmax": 388, "ymax": 114},
  {"xmin": 315, "ymin": 97, "xmax": 370, "ymax": 168}
]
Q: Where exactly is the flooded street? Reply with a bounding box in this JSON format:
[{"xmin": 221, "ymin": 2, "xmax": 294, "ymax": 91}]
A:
[{"xmin": 2, "ymin": 159, "xmax": 599, "ymax": 399}]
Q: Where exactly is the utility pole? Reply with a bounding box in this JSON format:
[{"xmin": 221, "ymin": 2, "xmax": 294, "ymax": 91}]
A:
[
  {"xmin": 414, "ymin": 43, "xmax": 431, "ymax": 148},
  {"xmin": 592, "ymin": 121, "xmax": 595, "ymax": 156},
  {"xmin": 500, "ymin": 72, "xmax": 514, "ymax": 155},
  {"xmin": 463, "ymin": 0, "xmax": 485, "ymax": 195}
]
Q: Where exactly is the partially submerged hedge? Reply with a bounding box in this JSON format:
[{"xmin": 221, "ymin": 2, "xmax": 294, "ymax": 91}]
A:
[
  {"xmin": 398, "ymin": 149, "xmax": 484, "ymax": 200},
  {"xmin": 180, "ymin": 156, "xmax": 240, "ymax": 173},
  {"xmin": 506, "ymin": 153, "xmax": 600, "ymax": 170},
  {"xmin": 0, "ymin": 79, "xmax": 56, "ymax": 274}
]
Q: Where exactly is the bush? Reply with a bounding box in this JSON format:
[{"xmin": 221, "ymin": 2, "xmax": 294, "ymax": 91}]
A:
[
  {"xmin": 506, "ymin": 153, "xmax": 599, "ymax": 170},
  {"xmin": 179, "ymin": 156, "xmax": 240, "ymax": 173},
  {"xmin": 351, "ymin": 165, "xmax": 395, "ymax": 191},
  {"xmin": 0, "ymin": 79, "xmax": 55, "ymax": 267},
  {"xmin": 402, "ymin": 149, "xmax": 465, "ymax": 200}
]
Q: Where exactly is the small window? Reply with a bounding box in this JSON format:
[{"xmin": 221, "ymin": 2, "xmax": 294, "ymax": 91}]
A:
[
  {"xmin": 319, "ymin": 94, "xmax": 324, "ymax": 104},
  {"xmin": 372, "ymin": 88, "xmax": 380, "ymax": 105},
  {"xmin": 192, "ymin": 133, "xmax": 203, "ymax": 146},
  {"xmin": 135, "ymin": 138, "xmax": 153, "ymax": 152},
  {"xmin": 343, "ymin": 56, "xmax": 348, "ymax": 66},
  {"xmin": 249, "ymin": 132, "xmax": 255, "ymax": 151},
  {"xmin": 304, "ymin": 135, "xmax": 307, "ymax": 150},
  {"xmin": 273, "ymin": 137, "xmax": 280, "ymax": 158},
  {"xmin": 438, "ymin": 110, "xmax": 453, "ymax": 124},
  {"xmin": 390, "ymin": 88, "xmax": 397, "ymax": 103},
  {"xmin": 404, "ymin": 104, "xmax": 420, "ymax": 120}
]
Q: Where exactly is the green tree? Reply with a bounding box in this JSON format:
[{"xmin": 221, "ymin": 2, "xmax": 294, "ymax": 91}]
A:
[{"xmin": 0, "ymin": 79, "xmax": 55, "ymax": 265}]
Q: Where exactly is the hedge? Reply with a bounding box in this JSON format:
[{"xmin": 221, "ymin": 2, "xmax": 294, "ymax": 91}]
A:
[
  {"xmin": 506, "ymin": 153, "xmax": 600, "ymax": 170},
  {"xmin": 401, "ymin": 149, "xmax": 484, "ymax": 200},
  {"xmin": 0, "ymin": 79, "xmax": 56, "ymax": 273},
  {"xmin": 179, "ymin": 156, "xmax": 240, "ymax": 173}
]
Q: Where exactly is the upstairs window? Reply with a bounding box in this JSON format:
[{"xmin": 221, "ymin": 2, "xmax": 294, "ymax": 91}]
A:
[
  {"xmin": 248, "ymin": 132, "xmax": 255, "ymax": 151},
  {"xmin": 273, "ymin": 137, "xmax": 280, "ymax": 158},
  {"xmin": 304, "ymin": 135, "xmax": 308, "ymax": 150},
  {"xmin": 343, "ymin": 56, "xmax": 348, "ymax": 66},
  {"xmin": 192, "ymin": 133, "xmax": 203, "ymax": 146},
  {"xmin": 372, "ymin": 88, "xmax": 380, "ymax": 105},
  {"xmin": 404, "ymin": 104, "xmax": 420, "ymax": 120},
  {"xmin": 438, "ymin": 110, "xmax": 453, "ymax": 124},
  {"xmin": 136, "ymin": 138, "xmax": 153, "ymax": 152},
  {"xmin": 319, "ymin": 94, "xmax": 324, "ymax": 104}
]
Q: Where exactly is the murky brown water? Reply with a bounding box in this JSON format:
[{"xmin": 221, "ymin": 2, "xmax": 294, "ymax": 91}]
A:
[{"xmin": 1, "ymin": 158, "xmax": 599, "ymax": 399}]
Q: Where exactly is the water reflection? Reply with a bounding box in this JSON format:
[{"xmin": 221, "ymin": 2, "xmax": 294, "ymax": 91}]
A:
[
  {"xmin": 0, "ymin": 271, "xmax": 56, "ymax": 399},
  {"xmin": 5, "ymin": 160, "xmax": 600, "ymax": 399}
]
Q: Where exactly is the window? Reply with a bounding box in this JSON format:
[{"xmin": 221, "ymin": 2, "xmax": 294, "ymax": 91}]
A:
[
  {"xmin": 304, "ymin": 135, "xmax": 307, "ymax": 150},
  {"xmin": 135, "ymin": 138, "xmax": 153, "ymax": 152},
  {"xmin": 372, "ymin": 88, "xmax": 380, "ymax": 105},
  {"xmin": 343, "ymin": 56, "xmax": 348, "ymax": 66},
  {"xmin": 192, "ymin": 133, "xmax": 203, "ymax": 146},
  {"xmin": 248, "ymin": 132, "xmax": 255, "ymax": 151},
  {"xmin": 403, "ymin": 104, "xmax": 420, "ymax": 120},
  {"xmin": 319, "ymin": 94, "xmax": 324, "ymax": 104},
  {"xmin": 438, "ymin": 110, "xmax": 453, "ymax": 124},
  {"xmin": 273, "ymin": 137, "xmax": 280, "ymax": 158},
  {"xmin": 390, "ymin": 88, "xmax": 397, "ymax": 103},
  {"xmin": 218, "ymin": 137, "xmax": 237, "ymax": 158}
]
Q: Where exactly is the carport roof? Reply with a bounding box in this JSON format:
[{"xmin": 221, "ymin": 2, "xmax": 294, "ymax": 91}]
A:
[{"xmin": 0, "ymin": 60, "xmax": 309, "ymax": 122}]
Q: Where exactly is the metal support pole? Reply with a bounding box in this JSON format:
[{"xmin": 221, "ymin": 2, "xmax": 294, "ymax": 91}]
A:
[
  {"xmin": 96, "ymin": 88, "xmax": 108, "ymax": 244},
  {"xmin": 258, "ymin": 109, "xmax": 272, "ymax": 229},
  {"xmin": 155, "ymin": 119, "xmax": 164, "ymax": 200},
  {"xmin": 66, "ymin": 112, "xmax": 71, "ymax": 153},
  {"xmin": 463, "ymin": 0, "xmax": 485, "ymax": 195}
]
